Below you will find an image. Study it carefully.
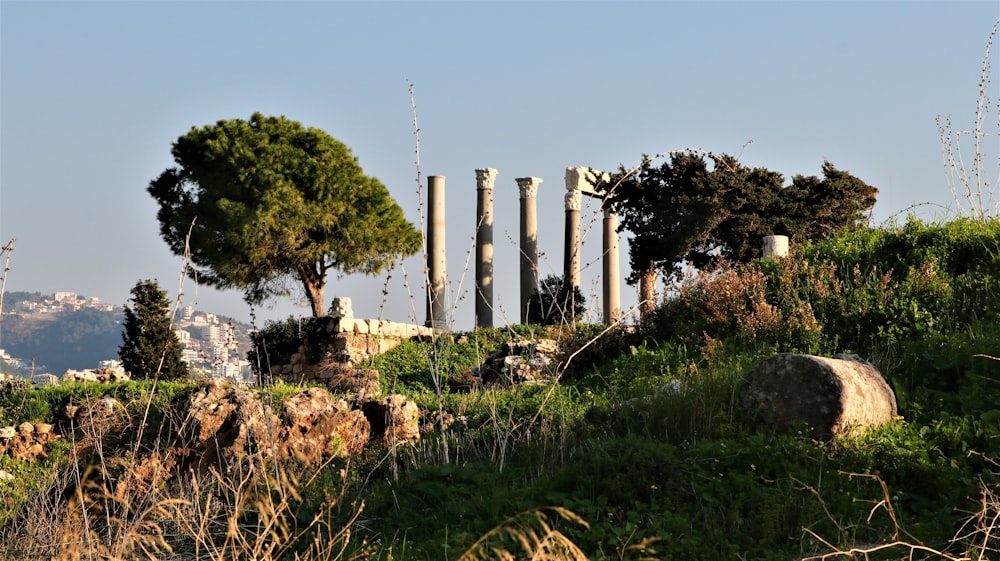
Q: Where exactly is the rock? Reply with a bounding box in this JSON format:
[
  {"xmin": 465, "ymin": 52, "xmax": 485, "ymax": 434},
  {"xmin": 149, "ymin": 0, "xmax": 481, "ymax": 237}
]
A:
[
  {"xmin": 363, "ymin": 394, "xmax": 420, "ymax": 445},
  {"xmin": 330, "ymin": 297, "xmax": 353, "ymax": 318},
  {"xmin": 420, "ymin": 410, "xmax": 467, "ymax": 434},
  {"xmin": 0, "ymin": 469, "xmax": 13, "ymax": 481},
  {"xmin": 17, "ymin": 422, "xmax": 34, "ymax": 436},
  {"xmin": 63, "ymin": 368, "xmax": 128, "ymax": 383},
  {"xmin": 317, "ymin": 362, "xmax": 381, "ymax": 401},
  {"xmin": 33, "ymin": 423, "xmax": 53, "ymax": 436},
  {"xmin": 0, "ymin": 426, "xmax": 15, "ymax": 440},
  {"xmin": 277, "ymin": 388, "xmax": 370, "ymax": 460},
  {"xmin": 180, "ymin": 378, "xmax": 276, "ymax": 473},
  {"xmin": 98, "ymin": 395, "xmax": 119, "ymax": 411},
  {"xmin": 473, "ymin": 338, "xmax": 563, "ymax": 386},
  {"xmin": 92, "ymin": 367, "xmax": 129, "ymax": 382},
  {"xmin": 741, "ymin": 353, "xmax": 898, "ymax": 439}
]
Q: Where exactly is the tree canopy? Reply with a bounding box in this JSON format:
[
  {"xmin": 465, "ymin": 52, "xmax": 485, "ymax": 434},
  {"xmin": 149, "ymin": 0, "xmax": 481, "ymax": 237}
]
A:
[
  {"xmin": 119, "ymin": 279, "xmax": 188, "ymax": 381},
  {"xmin": 148, "ymin": 113, "xmax": 422, "ymax": 317},
  {"xmin": 596, "ymin": 151, "xmax": 877, "ymax": 313}
]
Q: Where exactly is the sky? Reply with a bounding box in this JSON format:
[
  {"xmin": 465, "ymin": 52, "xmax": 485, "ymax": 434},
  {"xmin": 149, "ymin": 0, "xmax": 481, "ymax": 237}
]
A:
[{"xmin": 1, "ymin": 0, "xmax": 998, "ymax": 332}]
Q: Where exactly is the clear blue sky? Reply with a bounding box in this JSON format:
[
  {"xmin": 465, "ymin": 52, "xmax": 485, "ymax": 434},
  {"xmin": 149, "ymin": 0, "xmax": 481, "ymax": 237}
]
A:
[{"xmin": 2, "ymin": 1, "xmax": 997, "ymax": 331}]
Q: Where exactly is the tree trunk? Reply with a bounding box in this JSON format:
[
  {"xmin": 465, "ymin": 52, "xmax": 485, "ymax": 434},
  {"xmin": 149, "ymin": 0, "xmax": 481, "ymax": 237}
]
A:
[
  {"xmin": 638, "ymin": 265, "xmax": 658, "ymax": 322},
  {"xmin": 300, "ymin": 266, "xmax": 326, "ymax": 317}
]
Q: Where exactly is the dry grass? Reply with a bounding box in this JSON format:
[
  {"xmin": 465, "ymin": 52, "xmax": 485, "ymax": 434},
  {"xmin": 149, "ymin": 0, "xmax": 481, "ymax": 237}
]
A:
[
  {"xmin": 456, "ymin": 507, "xmax": 590, "ymax": 561},
  {"xmin": 798, "ymin": 470, "xmax": 1000, "ymax": 561},
  {"xmin": 1, "ymin": 455, "xmax": 370, "ymax": 561}
]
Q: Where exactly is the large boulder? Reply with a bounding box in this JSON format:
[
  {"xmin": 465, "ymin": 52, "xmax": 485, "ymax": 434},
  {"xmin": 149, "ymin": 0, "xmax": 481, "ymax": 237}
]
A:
[
  {"xmin": 741, "ymin": 353, "xmax": 898, "ymax": 439},
  {"xmin": 277, "ymin": 387, "xmax": 370, "ymax": 460},
  {"xmin": 180, "ymin": 378, "xmax": 277, "ymax": 473},
  {"xmin": 362, "ymin": 394, "xmax": 420, "ymax": 446}
]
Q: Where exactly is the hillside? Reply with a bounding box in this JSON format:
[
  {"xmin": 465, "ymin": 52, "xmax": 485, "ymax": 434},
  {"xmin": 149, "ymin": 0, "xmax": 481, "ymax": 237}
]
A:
[
  {"xmin": 0, "ymin": 292, "xmax": 253, "ymax": 378},
  {"xmin": 0, "ymin": 218, "xmax": 998, "ymax": 561}
]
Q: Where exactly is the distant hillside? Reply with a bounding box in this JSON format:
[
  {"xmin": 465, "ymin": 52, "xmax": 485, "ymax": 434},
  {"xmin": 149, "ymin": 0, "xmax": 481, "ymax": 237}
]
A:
[
  {"xmin": 0, "ymin": 307, "xmax": 122, "ymax": 375},
  {"xmin": 0, "ymin": 291, "xmax": 253, "ymax": 378}
]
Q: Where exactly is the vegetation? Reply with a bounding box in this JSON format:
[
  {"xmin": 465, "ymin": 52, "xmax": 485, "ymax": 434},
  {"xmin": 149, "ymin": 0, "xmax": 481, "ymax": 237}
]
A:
[
  {"xmin": 595, "ymin": 152, "xmax": 877, "ymax": 316},
  {"xmin": 2, "ymin": 218, "xmax": 999, "ymax": 561},
  {"xmin": 147, "ymin": 113, "xmax": 422, "ymax": 317},
  {"xmin": 118, "ymin": 279, "xmax": 188, "ymax": 381},
  {"xmin": 526, "ymin": 275, "xmax": 586, "ymax": 326}
]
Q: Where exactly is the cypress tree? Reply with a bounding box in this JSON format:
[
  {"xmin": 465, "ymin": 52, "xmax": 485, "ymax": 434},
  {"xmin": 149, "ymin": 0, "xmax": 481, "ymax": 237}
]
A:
[{"xmin": 118, "ymin": 279, "xmax": 188, "ymax": 380}]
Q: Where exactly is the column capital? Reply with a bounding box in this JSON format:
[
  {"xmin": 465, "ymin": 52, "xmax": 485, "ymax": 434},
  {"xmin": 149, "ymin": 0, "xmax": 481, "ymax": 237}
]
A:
[
  {"xmin": 475, "ymin": 168, "xmax": 498, "ymax": 190},
  {"xmin": 515, "ymin": 177, "xmax": 542, "ymax": 199},
  {"xmin": 565, "ymin": 166, "xmax": 609, "ymax": 196},
  {"xmin": 564, "ymin": 166, "xmax": 589, "ymax": 192},
  {"xmin": 565, "ymin": 190, "xmax": 582, "ymax": 211}
]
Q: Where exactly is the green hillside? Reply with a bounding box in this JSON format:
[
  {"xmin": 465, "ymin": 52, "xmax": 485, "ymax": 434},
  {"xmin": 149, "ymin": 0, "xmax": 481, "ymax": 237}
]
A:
[{"xmin": 1, "ymin": 218, "xmax": 998, "ymax": 560}]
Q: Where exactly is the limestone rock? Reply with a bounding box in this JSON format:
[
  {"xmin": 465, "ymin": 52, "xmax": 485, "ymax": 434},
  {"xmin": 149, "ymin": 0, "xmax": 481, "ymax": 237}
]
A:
[
  {"xmin": 330, "ymin": 297, "xmax": 353, "ymax": 318},
  {"xmin": 64, "ymin": 368, "xmax": 130, "ymax": 383},
  {"xmin": 277, "ymin": 387, "xmax": 370, "ymax": 460},
  {"xmin": 363, "ymin": 394, "xmax": 420, "ymax": 445},
  {"xmin": 473, "ymin": 338, "xmax": 563, "ymax": 386},
  {"xmin": 180, "ymin": 378, "xmax": 276, "ymax": 473},
  {"xmin": 741, "ymin": 353, "xmax": 898, "ymax": 439},
  {"xmin": 1, "ymin": 419, "xmax": 61, "ymax": 462},
  {"xmin": 316, "ymin": 361, "xmax": 381, "ymax": 401},
  {"xmin": 420, "ymin": 410, "xmax": 468, "ymax": 434}
]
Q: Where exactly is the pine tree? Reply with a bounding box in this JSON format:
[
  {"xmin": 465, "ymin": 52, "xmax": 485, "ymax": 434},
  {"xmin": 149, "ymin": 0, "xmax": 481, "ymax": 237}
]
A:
[
  {"xmin": 148, "ymin": 113, "xmax": 422, "ymax": 317},
  {"xmin": 118, "ymin": 279, "xmax": 188, "ymax": 380}
]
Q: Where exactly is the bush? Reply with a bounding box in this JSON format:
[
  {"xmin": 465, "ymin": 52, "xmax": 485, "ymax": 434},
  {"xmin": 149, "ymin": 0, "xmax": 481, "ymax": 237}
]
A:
[
  {"xmin": 642, "ymin": 218, "xmax": 1000, "ymax": 360},
  {"xmin": 248, "ymin": 316, "xmax": 327, "ymax": 382},
  {"xmin": 526, "ymin": 275, "xmax": 586, "ymax": 326}
]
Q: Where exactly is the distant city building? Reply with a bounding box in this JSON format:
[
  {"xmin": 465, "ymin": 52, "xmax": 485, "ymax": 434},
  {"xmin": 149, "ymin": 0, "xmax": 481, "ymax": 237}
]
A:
[
  {"xmin": 30, "ymin": 373, "xmax": 59, "ymax": 385},
  {"xmin": 3, "ymin": 292, "xmax": 251, "ymax": 384}
]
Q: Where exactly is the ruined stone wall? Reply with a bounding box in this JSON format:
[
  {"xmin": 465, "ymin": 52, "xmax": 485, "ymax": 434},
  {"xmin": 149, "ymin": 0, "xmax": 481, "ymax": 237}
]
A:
[{"xmin": 268, "ymin": 315, "xmax": 437, "ymax": 387}]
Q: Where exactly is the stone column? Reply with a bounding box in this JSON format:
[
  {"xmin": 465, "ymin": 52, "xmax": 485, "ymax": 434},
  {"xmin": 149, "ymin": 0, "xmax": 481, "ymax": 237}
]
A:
[
  {"xmin": 602, "ymin": 203, "xmax": 621, "ymax": 324},
  {"xmin": 474, "ymin": 168, "xmax": 498, "ymax": 328},
  {"xmin": 762, "ymin": 235, "xmax": 789, "ymax": 258},
  {"xmin": 563, "ymin": 168, "xmax": 584, "ymax": 289},
  {"xmin": 516, "ymin": 177, "xmax": 542, "ymax": 324},
  {"xmin": 425, "ymin": 175, "xmax": 447, "ymax": 329}
]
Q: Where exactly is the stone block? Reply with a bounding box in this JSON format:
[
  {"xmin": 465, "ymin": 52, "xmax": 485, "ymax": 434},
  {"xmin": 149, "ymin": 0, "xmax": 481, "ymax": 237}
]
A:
[{"xmin": 741, "ymin": 353, "xmax": 897, "ymax": 440}]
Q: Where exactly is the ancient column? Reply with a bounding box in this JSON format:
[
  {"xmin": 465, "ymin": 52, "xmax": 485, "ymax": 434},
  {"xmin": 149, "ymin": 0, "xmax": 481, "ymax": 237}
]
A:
[
  {"xmin": 475, "ymin": 168, "xmax": 498, "ymax": 328},
  {"xmin": 602, "ymin": 203, "xmax": 621, "ymax": 324},
  {"xmin": 516, "ymin": 177, "xmax": 542, "ymax": 324},
  {"xmin": 563, "ymin": 168, "xmax": 584, "ymax": 289},
  {"xmin": 762, "ymin": 235, "xmax": 789, "ymax": 258},
  {"xmin": 425, "ymin": 175, "xmax": 447, "ymax": 329}
]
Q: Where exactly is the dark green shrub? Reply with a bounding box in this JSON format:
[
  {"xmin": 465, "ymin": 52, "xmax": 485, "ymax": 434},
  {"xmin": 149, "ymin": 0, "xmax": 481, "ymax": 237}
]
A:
[
  {"xmin": 248, "ymin": 316, "xmax": 327, "ymax": 381},
  {"xmin": 525, "ymin": 275, "xmax": 586, "ymax": 326}
]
